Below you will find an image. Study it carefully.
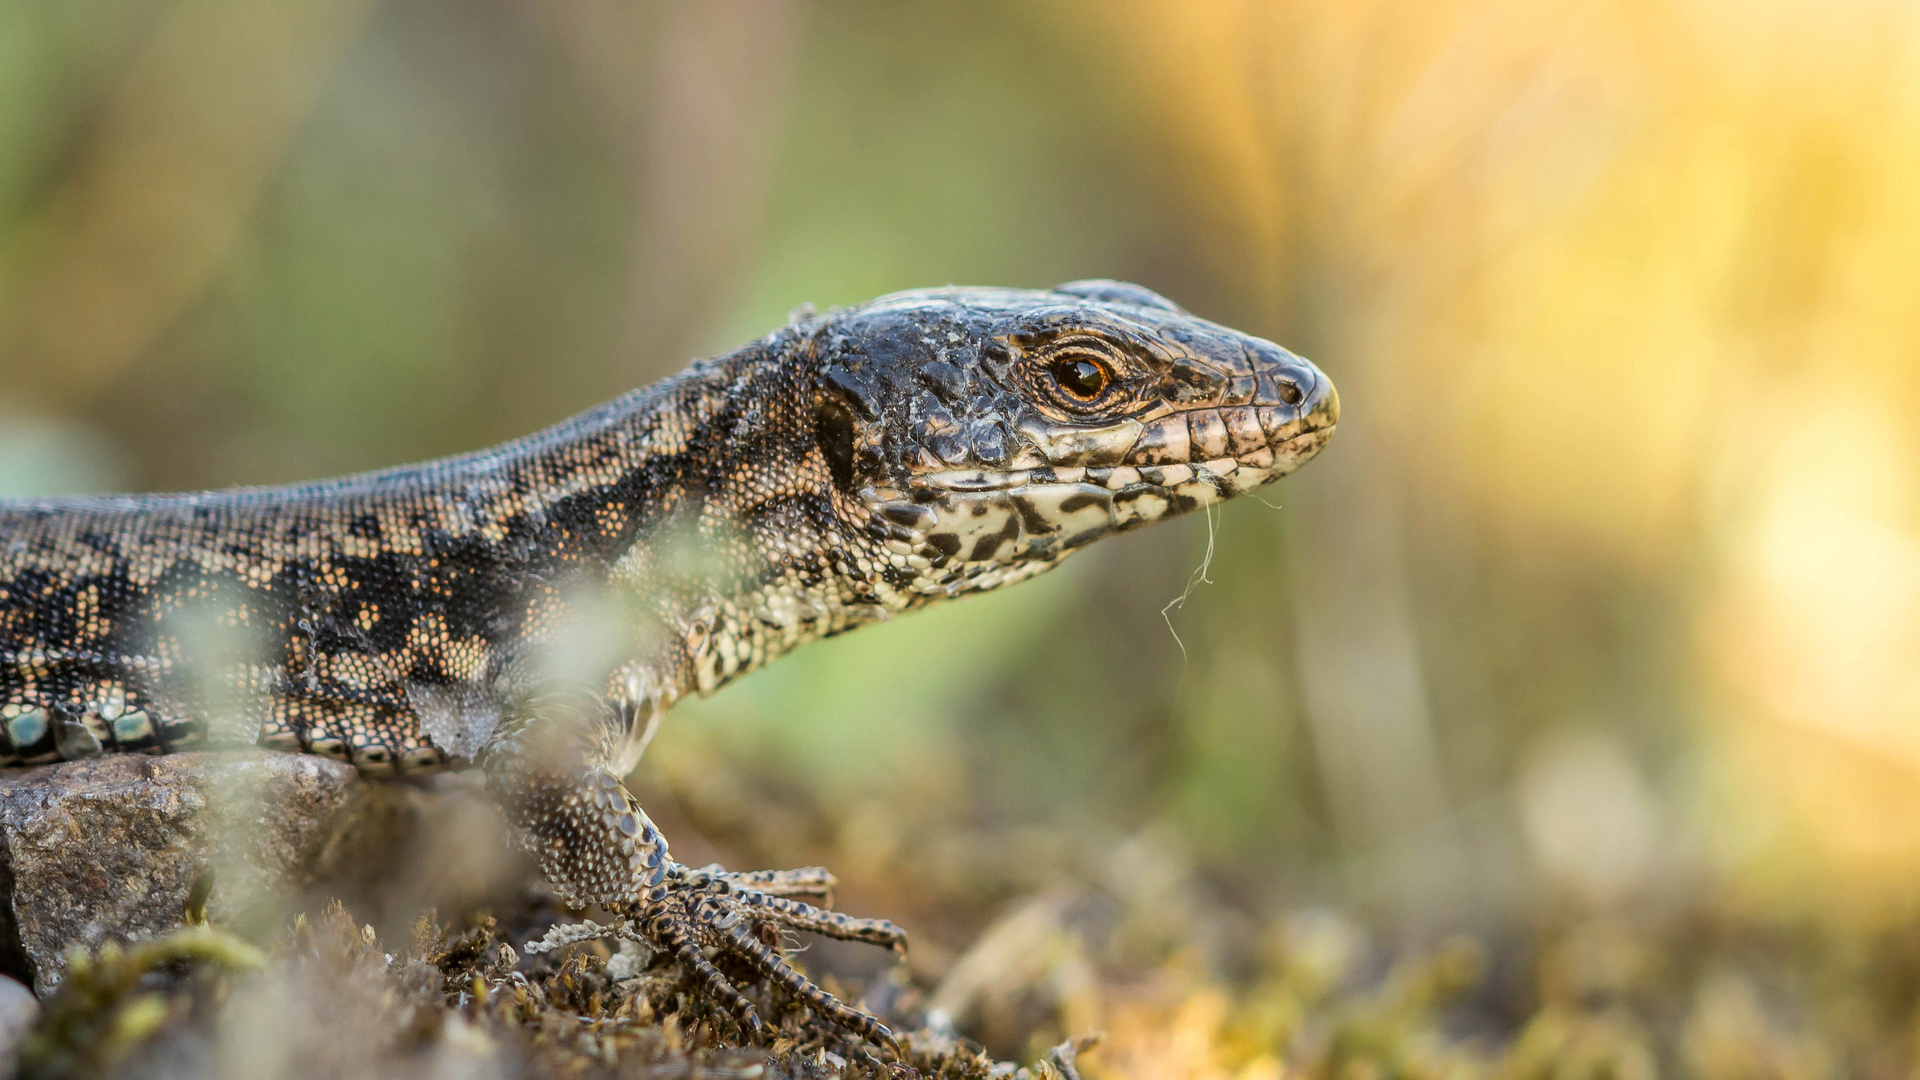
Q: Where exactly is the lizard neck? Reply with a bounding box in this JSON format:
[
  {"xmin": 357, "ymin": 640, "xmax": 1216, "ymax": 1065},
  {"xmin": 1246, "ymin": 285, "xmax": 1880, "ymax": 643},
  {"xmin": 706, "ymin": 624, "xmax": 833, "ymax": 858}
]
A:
[{"xmin": 585, "ymin": 328, "xmax": 903, "ymax": 722}]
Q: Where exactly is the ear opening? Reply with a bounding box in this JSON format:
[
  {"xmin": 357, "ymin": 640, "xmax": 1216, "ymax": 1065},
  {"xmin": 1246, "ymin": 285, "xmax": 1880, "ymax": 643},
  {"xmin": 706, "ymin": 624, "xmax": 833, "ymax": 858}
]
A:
[{"xmin": 814, "ymin": 398, "xmax": 859, "ymax": 489}]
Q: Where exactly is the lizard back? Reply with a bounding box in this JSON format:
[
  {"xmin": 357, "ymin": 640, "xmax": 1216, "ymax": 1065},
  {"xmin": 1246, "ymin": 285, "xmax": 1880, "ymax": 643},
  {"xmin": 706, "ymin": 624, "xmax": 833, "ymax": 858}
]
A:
[{"xmin": 0, "ymin": 370, "xmax": 716, "ymax": 772}]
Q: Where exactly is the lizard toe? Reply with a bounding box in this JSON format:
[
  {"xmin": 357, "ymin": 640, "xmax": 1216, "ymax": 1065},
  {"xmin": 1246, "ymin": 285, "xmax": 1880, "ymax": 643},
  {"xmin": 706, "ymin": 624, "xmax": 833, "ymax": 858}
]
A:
[{"xmin": 639, "ymin": 861, "xmax": 901, "ymax": 1050}]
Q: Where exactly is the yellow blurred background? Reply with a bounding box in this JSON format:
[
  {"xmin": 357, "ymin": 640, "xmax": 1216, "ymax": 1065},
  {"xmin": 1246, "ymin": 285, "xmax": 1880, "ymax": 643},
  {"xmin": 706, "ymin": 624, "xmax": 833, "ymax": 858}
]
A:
[{"xmin": 4, "ymin": 0, "xmax": 1920, "ymax": 1071}]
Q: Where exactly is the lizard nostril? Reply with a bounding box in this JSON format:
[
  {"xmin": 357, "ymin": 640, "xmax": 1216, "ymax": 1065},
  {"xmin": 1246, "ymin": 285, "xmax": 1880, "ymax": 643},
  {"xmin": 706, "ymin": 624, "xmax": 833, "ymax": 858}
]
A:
[{"xmin": 1277, "ymin": 380, "xmax": 1304, "ymax": 406}]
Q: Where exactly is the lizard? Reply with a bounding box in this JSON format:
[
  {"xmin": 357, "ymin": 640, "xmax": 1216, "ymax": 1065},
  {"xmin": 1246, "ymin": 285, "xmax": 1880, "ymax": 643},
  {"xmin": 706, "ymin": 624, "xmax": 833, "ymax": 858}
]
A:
[{"xmin": 0, "ymin": 280, "xmax": 1337, "ymax": 1051}]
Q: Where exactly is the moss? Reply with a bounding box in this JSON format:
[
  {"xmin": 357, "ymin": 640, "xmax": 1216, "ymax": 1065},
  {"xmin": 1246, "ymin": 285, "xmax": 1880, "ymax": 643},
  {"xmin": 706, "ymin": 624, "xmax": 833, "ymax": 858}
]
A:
[{"xmin": 26, "ymin": 888, "xmax": 1920, "ymax": 1080}]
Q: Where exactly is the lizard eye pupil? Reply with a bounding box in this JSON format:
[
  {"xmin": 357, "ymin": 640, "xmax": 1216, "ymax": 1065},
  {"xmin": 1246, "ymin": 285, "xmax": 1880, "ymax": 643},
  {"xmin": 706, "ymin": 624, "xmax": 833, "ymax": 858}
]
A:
[{"xmin": 1052, "ymin": 358, "xmax": 1109, "ymax": 400}]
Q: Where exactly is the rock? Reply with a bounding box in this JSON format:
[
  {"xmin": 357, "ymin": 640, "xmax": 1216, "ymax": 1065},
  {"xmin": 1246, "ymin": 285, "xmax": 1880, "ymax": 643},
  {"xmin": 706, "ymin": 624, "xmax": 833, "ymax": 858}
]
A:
[
  {"xmin": 0, "ymin": 974, "xmax": 35, "ymax": 1078},
  {"xmin": 0, "ymin": 752, "xmax": 415, "ymax": 991}
]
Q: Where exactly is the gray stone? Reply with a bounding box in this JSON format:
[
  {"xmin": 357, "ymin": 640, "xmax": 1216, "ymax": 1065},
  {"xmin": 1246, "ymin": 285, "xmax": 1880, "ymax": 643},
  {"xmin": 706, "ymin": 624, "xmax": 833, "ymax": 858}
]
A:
[
  {"xmin": 0, "ymin": 974, "xmax": 36, "ymax": 1079},
  {"xmin": 0, "ymin": 752, "xmax": 413, "ymax": 991}
]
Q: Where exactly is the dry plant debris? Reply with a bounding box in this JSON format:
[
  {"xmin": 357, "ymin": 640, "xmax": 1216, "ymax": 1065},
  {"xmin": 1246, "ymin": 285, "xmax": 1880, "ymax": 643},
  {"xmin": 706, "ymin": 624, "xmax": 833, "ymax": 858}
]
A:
[{"xmin": 17, "ymin": 881, "xmax": 1920, "ymax": 1080}]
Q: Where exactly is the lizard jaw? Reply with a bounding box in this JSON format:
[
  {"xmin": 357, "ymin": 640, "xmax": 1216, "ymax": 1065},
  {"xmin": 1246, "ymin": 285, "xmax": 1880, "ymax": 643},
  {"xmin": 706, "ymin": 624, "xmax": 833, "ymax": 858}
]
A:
[{"xmin": 855, "ymin": 420, "xmax": 1336, "ymax": 600}]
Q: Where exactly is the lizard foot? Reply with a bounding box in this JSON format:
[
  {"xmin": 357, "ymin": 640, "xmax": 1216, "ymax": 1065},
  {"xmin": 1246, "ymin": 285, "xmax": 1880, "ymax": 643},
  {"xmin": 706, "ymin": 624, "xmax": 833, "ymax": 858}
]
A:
[{"xmin": 526, "ymin": 861, "xmax": 906, "ymax": 1054}]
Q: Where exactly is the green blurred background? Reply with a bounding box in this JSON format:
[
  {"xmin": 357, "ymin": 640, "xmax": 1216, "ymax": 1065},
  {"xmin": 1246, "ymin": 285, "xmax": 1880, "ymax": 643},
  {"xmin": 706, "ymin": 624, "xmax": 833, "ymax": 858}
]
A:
[{"xmin": 5, "ymin": 0, "xmax": 1920, "ymax": 1070}]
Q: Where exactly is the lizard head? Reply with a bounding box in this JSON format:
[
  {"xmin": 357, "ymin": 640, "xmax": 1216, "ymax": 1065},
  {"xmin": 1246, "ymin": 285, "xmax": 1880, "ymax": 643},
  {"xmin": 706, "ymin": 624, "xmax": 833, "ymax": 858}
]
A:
[{"xmin": 808, "ymin": 280, "xmax": 1338, "ymax": 598}]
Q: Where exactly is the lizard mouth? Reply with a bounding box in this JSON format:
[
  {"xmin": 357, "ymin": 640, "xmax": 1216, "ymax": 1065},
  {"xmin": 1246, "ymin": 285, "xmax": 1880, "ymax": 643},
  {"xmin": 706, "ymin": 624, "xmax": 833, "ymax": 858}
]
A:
[
  {"xmin": 909, "ymin": 424, "xmax": 1333, "ymax": 496},
  {"xmin": 858, "ymin": 421, "xmax": 1336, "ymax": 597}
]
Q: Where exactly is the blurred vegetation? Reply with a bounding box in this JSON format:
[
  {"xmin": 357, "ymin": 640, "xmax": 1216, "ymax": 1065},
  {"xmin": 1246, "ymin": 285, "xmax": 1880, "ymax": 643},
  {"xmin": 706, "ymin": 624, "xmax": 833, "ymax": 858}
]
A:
[{"xmin": 5, "ymin": 0, "xmax": 1920, "ymax": 1075}]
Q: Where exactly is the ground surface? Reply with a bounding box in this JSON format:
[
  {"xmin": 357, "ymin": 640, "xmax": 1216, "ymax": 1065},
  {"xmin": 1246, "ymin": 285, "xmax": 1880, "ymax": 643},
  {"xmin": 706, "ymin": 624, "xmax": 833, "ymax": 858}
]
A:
[{"xmin": 12, "ymin": 744, "xmax": 1920, "ymax": 1080}]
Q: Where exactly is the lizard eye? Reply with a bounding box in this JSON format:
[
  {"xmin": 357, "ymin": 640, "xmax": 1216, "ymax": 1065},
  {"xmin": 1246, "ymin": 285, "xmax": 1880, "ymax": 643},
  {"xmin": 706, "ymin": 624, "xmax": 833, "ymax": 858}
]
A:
[{"xmin": 1050, "ymin": 356, "xmax": 1110, "ymax": 401}]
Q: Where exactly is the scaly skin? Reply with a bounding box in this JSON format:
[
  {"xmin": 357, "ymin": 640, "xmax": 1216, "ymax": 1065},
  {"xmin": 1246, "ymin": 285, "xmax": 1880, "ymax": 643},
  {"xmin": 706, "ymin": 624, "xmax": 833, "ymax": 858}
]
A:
[{"xmin": 0, "ymin": 280, "xmax": 1337, "ymax": 1051}]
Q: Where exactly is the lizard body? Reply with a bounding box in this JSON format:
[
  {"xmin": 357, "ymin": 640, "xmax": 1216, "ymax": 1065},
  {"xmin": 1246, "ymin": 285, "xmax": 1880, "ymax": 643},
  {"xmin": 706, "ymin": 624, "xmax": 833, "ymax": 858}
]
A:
[{"xmin": 0, "ymin": 281, "xmax": 1337, "ymax": 1050}]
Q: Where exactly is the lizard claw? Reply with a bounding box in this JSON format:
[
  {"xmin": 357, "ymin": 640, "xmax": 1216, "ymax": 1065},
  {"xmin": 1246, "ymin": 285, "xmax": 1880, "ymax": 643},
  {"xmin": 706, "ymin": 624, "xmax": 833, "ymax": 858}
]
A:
[
  {"xmin": 533, "ymin": 860, "xmax": 906, "ymax": 1045},
  {"xmin": 689, "ymin": 863, "xmax": 840, "ymax": 905},
  {"xmin": 522, "ymin": 917, "xmax": 639, "ymax": 954},
  {"xmin": 637, "ymin": 861, "xmax": 905, "ymax": 1052},
  {"xmin": 528, "ymin": 862, "xmax": 905, "ymax": 1051}
]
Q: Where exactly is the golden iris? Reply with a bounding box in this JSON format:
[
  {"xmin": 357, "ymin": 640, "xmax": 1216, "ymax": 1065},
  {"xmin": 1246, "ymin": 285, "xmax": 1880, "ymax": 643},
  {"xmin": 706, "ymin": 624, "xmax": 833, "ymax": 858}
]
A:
[{"xmin": 1052, "ymin": 357, "xmax": 1109, "ymax": 400}]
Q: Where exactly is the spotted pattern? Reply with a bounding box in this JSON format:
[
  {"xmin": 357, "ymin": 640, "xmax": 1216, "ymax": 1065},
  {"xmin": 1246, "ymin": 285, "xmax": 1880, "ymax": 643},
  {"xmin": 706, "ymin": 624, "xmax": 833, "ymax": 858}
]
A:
[{"xmin": 0, "ymin": 279, "xmax": 1336, "ymax": 1047}]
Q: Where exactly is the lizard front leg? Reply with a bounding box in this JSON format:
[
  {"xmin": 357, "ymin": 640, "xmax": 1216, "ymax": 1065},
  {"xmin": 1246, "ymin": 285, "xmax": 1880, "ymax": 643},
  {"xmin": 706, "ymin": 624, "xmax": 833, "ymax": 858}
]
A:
[{"xmin": 478, "ymin": 691, "xmax": 906, "ymax": 1050}]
